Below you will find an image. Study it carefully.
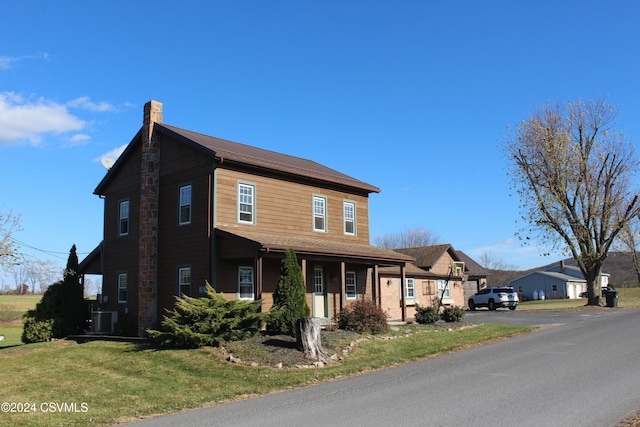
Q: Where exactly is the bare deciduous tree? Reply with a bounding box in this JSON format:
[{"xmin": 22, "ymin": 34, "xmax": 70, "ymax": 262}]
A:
[
  {"xmin": 478, "ymin": 250, "xmax": 517, "ymax": 271},
  {"xmin": 618, "ymin": 219, "xmax": 640, "ymax": 286},
  {"xmin": 504, "ymin": 99, "xmax": 640, "ymax": 305},
  {"xmin": 0, "ymin": 210, "xmax": 23, "ymax": 271},
  {"xmin": 374, "ymin": 227, "xmax": 441, "ymax": 249}
]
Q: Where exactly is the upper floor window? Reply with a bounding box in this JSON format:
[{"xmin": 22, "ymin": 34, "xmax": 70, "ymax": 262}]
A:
[
  {"xmin": 238, "ymin": 266, "xmax": 254, "ymax": 300},
  {"xmin": 238, "ymin": 183, "xmax": 255, "ymax": 224},
  {"xmin": 179, "ymin": 185, "xmax": 192, "ymax": 225},
  {"xmin": 313, "ymin": 196, "xmax": 327, "ymax": 232},
  {"xmin": 118, "ymin": 272, "xmax": 128, "ymax": 303},
  {"xmin": 343, "ymin": 201, "xmax": 356, "ymax": 235},
  {"xmin": 178, "ymin": 266, "xmax": 191, "ymax": 297},
  {"xmin": 346, "ymin": 271, "xmax": 357, "ymax": 299},
  {"xmin": 119, "ymin": 200, "xmax": 129, "ymax": 236},
  {"xmin": 406, "ymin": 277, "xmax": 415, "ymax": 299}
]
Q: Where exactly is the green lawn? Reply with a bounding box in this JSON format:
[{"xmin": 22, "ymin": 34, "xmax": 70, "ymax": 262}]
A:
[
  {"xmin": 519, "ymin": 287, "xmax": 640, "ymax": 310},
  {"xmin": 0, "ymin": 322, "xmax": 531, "ymax": 427}
]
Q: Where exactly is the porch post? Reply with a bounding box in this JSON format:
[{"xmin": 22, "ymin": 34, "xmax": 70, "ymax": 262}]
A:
[
  {"xmin": 340, "ymin": 261, "xmax": 346, "ymax": 311},
  {"xmin": 372, "ymin": 264, "xmax": 380, "ymax": 305},
  {"xmin": 400, "ymin": 263, "xmax": 406, "ymax": 321},
  {"xmin": 300, "ymin": 258, "xmax": 307, "ymax": 287},
  {"xmin": 256, "ymin": 256, "xmax": 263, "ymax": 300}
]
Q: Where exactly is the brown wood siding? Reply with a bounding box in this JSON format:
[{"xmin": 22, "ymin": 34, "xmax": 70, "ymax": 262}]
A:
[
  {"xmin": 156, "ymin": 135, "xmax": 213, "ymax": 313},
  {"xmin": 100, "ymin": 145, "xmax": 142, "ymax": 334},
  {"xmin": 215, "ymin": 168, "xmax": 372, "ymax": 244}
]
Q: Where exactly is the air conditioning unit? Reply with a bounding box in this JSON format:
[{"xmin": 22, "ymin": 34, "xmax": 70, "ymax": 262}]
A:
[{"xmin": 91, "ymin": 311, "xmax": 118, "ymax": 334}]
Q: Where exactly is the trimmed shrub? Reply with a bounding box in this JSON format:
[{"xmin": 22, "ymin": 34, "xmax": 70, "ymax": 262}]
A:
[
  {"xmin": 22, "ymin": 317, "xmax": 54, "ymax": 343},
  {"xmin": 337, "ymin": 299, "xmax": 388, "ymax": 334},
  {"xmin": 441, "ymin": 306, "xmax": 465, "ymax": 323},
  {"xmin": 147, "ymin": 282, "xmax": 265, "ymax": 349},
  {"xmin": 265, "ymin": 249, "xmax": 310, "ymax": 337},
  {"xmin": 415, "ymin": 304, "xmax": 440, "ymax": 324}
]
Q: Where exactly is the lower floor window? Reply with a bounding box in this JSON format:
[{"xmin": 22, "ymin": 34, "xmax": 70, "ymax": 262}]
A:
[
  {"xmin": 178, "ymin": 267, "xmax": 191, "ymax": 297},
  {"xmin": 238, "ymin": 266, "xmax": 254, "ymax": 300},
  {"xmin": 406, "ymin": 278, "xmax": 415, "ymax": 299},
  {"xmin": 346, "ymin": 271, "xmax": 357, "ymax": 299},
  {"xmin": 118, "ymin": 273, "xmax": 127, "ymax": 303},
  {"xmin": 437, "ymin": 279, "xmax": 451, "ymax": 299}
]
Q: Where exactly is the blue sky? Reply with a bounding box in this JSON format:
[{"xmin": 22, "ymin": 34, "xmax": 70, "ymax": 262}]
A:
[{"xmin": 1, "ymin": 1, "xmax": 640, "ymax": 284}]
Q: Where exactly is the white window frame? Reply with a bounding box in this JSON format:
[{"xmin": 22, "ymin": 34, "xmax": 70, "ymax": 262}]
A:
[
  {"xmin": 238, "ymin": 266, "xmax": 254, "ymax": 300},
  {"xmin": 343, "ymin": 200, "xmax": 356, "ymax": 236},
  {"xmin": 238, "ymin": 182, "xmax": 255, "ymax": 224},
  {"xmin": 313, "ymin": 196, "xmax": 327, "ymax": 232},
  {"xmin": 117, "ymin": 272, "xmax": 127, "ymax": 303},
  {"xmin": 437, "ymin": 279, "xmax": 451, "ymax": 299},
  {"xmin": 178, "ymin": 267, "xmax": 191, "ymax": 297},
  {"xmin": 406, "ymin": 277, "xmax": 415, "ymax": 299},
  {"xmin": 346, "ymin": 271, "xmax": 357, "ymax": 299},
  {"xmin": 179, "ymin": 184, "xmax": 192, "ymax": 225},
  {"xmin": 119, "ymin": 200, "xmax": 130, "ymax": 236}
]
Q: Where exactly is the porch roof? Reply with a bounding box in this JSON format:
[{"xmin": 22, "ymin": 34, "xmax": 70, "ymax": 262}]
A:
[
  {"xmin": 216, "ymin": 227, "xmax": 414, "ymax": 265},
  {"xmin": 78, "ymin": 242, "xmax": 103, "ymax": 275},
  {"xmin": 378, "ymin": 263, "xmax": 436, "ymax": 278}
]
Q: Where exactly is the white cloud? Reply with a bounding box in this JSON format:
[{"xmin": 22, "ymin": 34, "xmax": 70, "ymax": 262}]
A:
[
  {"xmin": 0, "ymin": 92, "xmax": 85, "ymax": 145},
  {"xmin": 0, "ymin": 52, "xmax": 50, "ymax": 70},
  {"xmin": 67, "ymin": 97, "xmax": 115, "ymax": 112},
  {"xmin": 67, "ymin": 133, "xmax": 91, "ymax": 146},
  {"xmin": 96, "ymin": 143, "xmax": 128, "ymax": 163},
  {"xmin": 0, "ymin": 56, "xmax": 19, "ymax": 70}
]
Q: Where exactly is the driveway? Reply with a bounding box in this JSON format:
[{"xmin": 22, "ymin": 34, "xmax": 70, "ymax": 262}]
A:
[
  {"xmin": 464, "ymin": 307, "xmax": 611, "ymax": 327},
  {"xmin": 124, "ymin": 308, "xmax": 640, "ymax": 427}
]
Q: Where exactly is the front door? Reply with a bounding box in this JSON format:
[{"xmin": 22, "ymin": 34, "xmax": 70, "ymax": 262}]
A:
[{"xmin": 312, "ymin": 267, "xmax": 328, "ymax": 321}]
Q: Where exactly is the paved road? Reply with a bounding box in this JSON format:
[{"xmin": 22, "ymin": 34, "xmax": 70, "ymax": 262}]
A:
[{"xmin": 124, "ymin": 309, "xmax": 640, "ymax": 427}]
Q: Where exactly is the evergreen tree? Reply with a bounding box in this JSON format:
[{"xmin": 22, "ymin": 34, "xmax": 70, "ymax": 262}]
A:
[
  {"xmin": 147, "ymin": 282, "xmax": 265, "ymax": 348},
  {"xmin": 22, "ymin": 245, "xmax": 87, "ymax": 343},
  {"xmin": 60, "ymin": 244, "xmax": 87, "ymax": 335},
  {"xmin": 266, "ymin": 249, "xmax": 310, "ymax": 336}
]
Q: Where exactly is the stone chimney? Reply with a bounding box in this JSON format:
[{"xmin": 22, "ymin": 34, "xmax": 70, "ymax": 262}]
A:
[{"xmin": 138, "ymin": 100, "xmax": 162, "ymax": 336}]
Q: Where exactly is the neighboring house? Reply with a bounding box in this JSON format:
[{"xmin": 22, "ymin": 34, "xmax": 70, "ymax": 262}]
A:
[
  {"xmin": 544, "ymin": 261, "xmax": 610, "ymax": 288},
  {"xmin": 379, "ymin": 247, "xmax": 488, "ymax": 320},
  {"xmin": 456, "ymin": 250, "xmax": 489, "ymax": 303},
  {"xmin": 79, "ymin": 100, "xmax": 413, "ymax": 336},
  {"xmin": 509, "ymin": 262, "xmax": 609, "ymax": 300},
  {"xmin": 378, "ymin": 244, "xmax": 468, "ymax": 320},
  {"xmin": 378, "ymin": 263, "xmax": 436, "ymax": 322}
]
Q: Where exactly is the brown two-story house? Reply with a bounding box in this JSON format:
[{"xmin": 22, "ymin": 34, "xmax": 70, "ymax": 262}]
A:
[{"xmin": 80, "ymin": 101, "xmax": 413, "ymax": 336}]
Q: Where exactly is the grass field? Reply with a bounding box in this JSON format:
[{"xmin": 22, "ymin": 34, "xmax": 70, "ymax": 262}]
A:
[
  {"xmin": 519, "ymin": 287, "xmax": 640, "ymax": 310},
  {"xmin": 0, "ymin": 295, "xmax": 41, "ymax": 348}
]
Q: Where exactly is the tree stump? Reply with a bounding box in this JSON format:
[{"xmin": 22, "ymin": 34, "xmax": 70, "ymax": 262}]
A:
[{"xmin": 296, "ymin": 317, "xmax": 329, "ymax": 363}]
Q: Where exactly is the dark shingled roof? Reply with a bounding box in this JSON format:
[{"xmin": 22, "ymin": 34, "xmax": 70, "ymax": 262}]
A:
[
  {"xmin": 162, "ymin": 124, "xmax": 381, "ymax": 193},
  {"xmin": 95, "ymin": 123, "xmax": 380, "ymax": 195},
  {"xmin": 394, "ymin": 244, "xmax": 460, "ymax": 269},
  {"xmin": 456, "ymin": 251, "xmax": 489, "ymax": 276},
  {"xmin": 216, "ymin": 227, "xmax": 414, "ymax": 264}
]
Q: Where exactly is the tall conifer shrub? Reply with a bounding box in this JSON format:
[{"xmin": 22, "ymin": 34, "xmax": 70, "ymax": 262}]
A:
[{"xmin": 266, "ymin": 249, "xmax": 310, "ymax": 336}]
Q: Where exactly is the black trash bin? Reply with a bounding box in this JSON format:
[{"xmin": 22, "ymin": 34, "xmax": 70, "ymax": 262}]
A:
[{"xmin": 605, "ymin": 291, "xmax": 618, "ymax": 308}]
